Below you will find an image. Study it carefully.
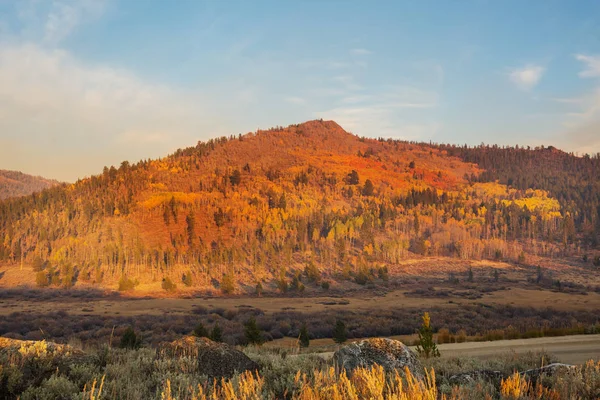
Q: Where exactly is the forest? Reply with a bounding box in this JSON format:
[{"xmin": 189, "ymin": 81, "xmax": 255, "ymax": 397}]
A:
[{"xmin": 0, "ymin": 120, "xmax": 598, "ymax": 293}]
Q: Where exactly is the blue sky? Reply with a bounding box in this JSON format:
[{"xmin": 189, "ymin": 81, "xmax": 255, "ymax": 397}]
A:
[{"xmin": 1, "ymin": 0, "xmax": 600, "ymax": 181}]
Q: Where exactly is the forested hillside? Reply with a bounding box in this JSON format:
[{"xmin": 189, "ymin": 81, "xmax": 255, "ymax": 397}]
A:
[
  {"xmin": 0, "ymin": 170, "xmax": 62, "ymax": 200},
  {"xmin": 0, "ymin": 120, "xmax": 596, "ymax": 294}
]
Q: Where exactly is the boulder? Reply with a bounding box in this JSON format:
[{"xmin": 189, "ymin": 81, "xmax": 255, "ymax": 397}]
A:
[
  {"xmin": 520, "ymin": 363, "xmax": 574, "ymax": 383},
  {"xmin": 159, "ymin": 336, "xmax": 259, "ymax": 379},
  {"xmin": 333, "ymin": 338, "xmax": 424, "ymax": 379}
]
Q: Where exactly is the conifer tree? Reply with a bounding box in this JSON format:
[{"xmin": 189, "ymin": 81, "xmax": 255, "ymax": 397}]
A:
[
  {"xmin": 210, "ymin": 323, "xmax": 223, "ymax": 342},
  {"xmin": 416, "ymin": 312, "xmax": 440, "ymax": 358},
  {"xmin": 244, "ymin": 317, "xmax": 263, "ymax": 345},
  {"xmin": 299, "ymin": 323, "xmax": 310, "ymax": 348},
  {"xmin": 333, "ymin": 319, "xmax": 347, "ymax": 344}
]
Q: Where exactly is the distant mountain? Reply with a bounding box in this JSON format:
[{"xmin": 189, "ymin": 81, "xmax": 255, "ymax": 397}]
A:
[
  {"xmin": 0, "ymin": 120, "xmax": 597, "ymax": 294},
  {"xmin": 0, "ymin": 170, "xmax": 62, "ymax": 200}
]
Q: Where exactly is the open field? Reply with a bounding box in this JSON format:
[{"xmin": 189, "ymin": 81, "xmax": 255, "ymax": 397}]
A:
[
  {"xmin": 301, "ymin": 335, "xmax": 600, "ymax": 366},
  {"xmin": 1, "ymin": 287, "xmax": 599, "ymax": 316}
]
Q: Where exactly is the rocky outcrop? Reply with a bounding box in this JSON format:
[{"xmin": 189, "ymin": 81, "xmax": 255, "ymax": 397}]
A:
[
  {"xmin": 159, "ymin": 336, "xmax": 259, "ymax": 379},
  {"xmin": 521, "ymin": 363, "xmax": 574, "ymax": 382},
  {"xmin": 333, "ymin": 338, "xmax": 424, "ymax": 379}
]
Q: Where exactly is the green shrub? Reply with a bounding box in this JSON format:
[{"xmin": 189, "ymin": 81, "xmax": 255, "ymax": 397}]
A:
[
  {"xmin": 118, "ymin": 275, "xmax": 136, "ymax": 292},
  {"xmin": 119, "ymin": 326, "xmax": 141, "ymax": 349}
]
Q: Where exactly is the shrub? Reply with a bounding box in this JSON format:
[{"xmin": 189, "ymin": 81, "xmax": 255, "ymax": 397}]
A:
[
  {"xmin": 304, "ymin": 261, "xmax": 321, "ymax": 283},
  {"xmin": 192, "ymin": 323, "xmax": 208, "ymax": 338},
  {"xmin": 35, "ymin": 271, "xmax": 49, "ymax": 288},
  {"xmin": 220, "ymin": 273, "xmax": 235, "ymax": 294},
  {"xmin": 161, "ymin": 277, "xmax": 177, "ymax": 292},
  {"xmin": 182, "ymin": 272, "xmax": 193, "ymax": 287},
  {"xmin": 117, "ymin": 276, "xmax": 136, "ymax": 292},
  {"xmin": 321, "ymin": 281, "xmax": 330, "ymax": 290},
  {"xmin": 210, "ymin": 323, "xmax": 223, "ymax": 342},
  {"xmin": 119, "ymin": 326, "xmax": 141, "ymax": 349}
]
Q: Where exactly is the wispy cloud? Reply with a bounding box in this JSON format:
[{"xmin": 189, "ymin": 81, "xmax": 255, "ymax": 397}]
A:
[
  {"xmin": 508, "ymin": 64, "xmax": 545, "ymax": 90},
  {"xmin": 284, "ymin": 96, "xmax": 306, "ymax": 105},
  {"xmin": 575, "ymin": 54, "xmax": 600, "ymax": 78},
  {"xmin": 350, "ymin": 48, "xmax": 371, "ymax": 56},
  {"xmin": 0, "ymin": 44, "xmax": 222, "ymax": 181}
]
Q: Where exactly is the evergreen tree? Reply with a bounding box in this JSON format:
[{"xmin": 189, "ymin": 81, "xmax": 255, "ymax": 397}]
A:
[
  {"xmin": 210, "ymin": 323, "xmax": 223, "ymax": 342},
  {"xmin": 244, "ymin": 317, "xmax": 264, "ymax": 345},
  {"xmin": 299, "ymin": 323, "xmax": 310, "ymax": 348},
  {"xmin": 333, "ymin": 319, "xmax": 347, "ymax": 344},
  {"xmin": 120, "ymin": 326, "xmax": 141, "ymax": 349},
  {"xmin": 193, "ymin": 322, "xmax": 208, "ymax": 338},
  {"xmin": 416, "ymin": 312, "xmax": 440, "ymax": 358}
]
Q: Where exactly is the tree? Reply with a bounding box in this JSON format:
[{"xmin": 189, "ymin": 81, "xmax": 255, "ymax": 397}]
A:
[
  {"xmin": 229, "ymin": 169, "xmax": 241, "ymax": 186},
  {"xmin": 35, "ymin": 271, "xmax": 49, "ymax": 287},
  {"xmin": 362, "ymin": 179, "xmax": 374, "ymax": 196},
  {"xmin": 416, "ymin": 312, "xmax": 440, "ymax": 358},
  {"xmin": 467, "ymin": 267, "xmax": 474, "ymax": 283},
  {"xmin": 299, "ymin": 323, "xmax": 310, "ymax": 348},
  {"xmin": 244, "ymin": 317, "xmax": 263, "ymax": 345},
  {"xmin": 346, "ymin": 170, "xmax": 359, "ymax": 185},
  {"xmin": 409, "ymin": 161, "xmax": 416, "ymax": 169},
  {"xmin": 221, "ymin": 273, "xmax": 235, "ymax": 294},
  {"xmin": 255, "ymin": 282, "xmax": 263, "ymax": 296},
  {"xmin": 120, "ymin": 326, "xmax": 141, "ymax": 349},
  {"xmin": 210, "ymin": 323, "xmax": 223, "ymax": 342},
  {"xmin": 333, "ymin": 319, "xmax": 347, "ymax": 344},
  {"xmin": 193, "ymin": 322, "xmax": 208, "ymax": 338},
  {"xmin": 304, "ymin": 260, "xmax": 321, "ymax": 283},
  {"xmin": 32, "ymin": 256, "xmax": 45, "ymax": 272},
  {"xmin": 186, "ymin": 211, "xmax": 195, "ymax": 246}
]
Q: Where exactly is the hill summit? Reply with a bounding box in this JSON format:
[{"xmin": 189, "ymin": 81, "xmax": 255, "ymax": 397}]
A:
[{"xmin": 0, "ymin": 120, "xmax": 594, "ymax": 295}]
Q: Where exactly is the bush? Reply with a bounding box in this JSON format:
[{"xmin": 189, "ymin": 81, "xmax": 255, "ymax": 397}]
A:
[
  {"xmin": 210, "ymin": 323, "xmax": 223, "ymax": 342},
  {"xmin": 119, "ymin": 326, "xmax": 141, "ymax": 349},
  {"xmin": 161, "ymin": 277, "xmax": 177, "ymax": 292},
  {"xmin": 118, "ymin": 276, "xmax": 136, "ymax": 292},
  {"xmin": 193, "ymin": 322, "xmax": 208, "ymax": 338},
  {"xmin": 220, "ymin": 273, "xmax": 235, "ymax": 294},
  {"xmin": 182, "ymin": 272, "xmax": 193, "ymax": 287},
  {"xmin": 321, "ymin": 281, "xmax": 330, "ymax": 290},
  {"xmin": 416, "ymin": 312, "xmax": 440, "ymax": 358},
  {"xmin": 35, "ymin": 271, "xmax": 49, "ymax": 288}
]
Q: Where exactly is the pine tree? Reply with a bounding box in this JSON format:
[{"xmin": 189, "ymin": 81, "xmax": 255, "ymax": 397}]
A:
[
  {"xmin": 120, "ymin": 326, "xmax": 141, "ymax": 349},
  {"xmin": 299, "ymin": 323, "xmax": 310, "ymax": 348},
  {"xmin": 244, "ymin": 317, "xmax": 263, "ymax": 345},
  {"xmin": 333, "ymin": 319, "xmax": 347, "ymax": 344},
  {"xmin": 416, "ymin": 312, "xmax": 440, "ymax": 358},
  {"xmin": 193, "ymin": 322, "xmax": 208, "ymax": 338},
  {"xmin": 210, "ymin": 323, "xmax": 223, "ymax": 342}
]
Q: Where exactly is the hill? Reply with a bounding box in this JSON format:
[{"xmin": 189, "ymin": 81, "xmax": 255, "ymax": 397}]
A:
[
  {"xmin": 0, "ymin": 120, "xmax": 598, "ymax": 294},
  {"xmin": 0, "ymin": 170, "xmax": 62, "ymax": 200}
]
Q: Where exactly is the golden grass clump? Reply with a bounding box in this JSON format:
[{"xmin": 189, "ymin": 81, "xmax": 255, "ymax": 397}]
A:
[{"xmin": 294, "ymin": 365, "xmax": 438, "ymax": 400}]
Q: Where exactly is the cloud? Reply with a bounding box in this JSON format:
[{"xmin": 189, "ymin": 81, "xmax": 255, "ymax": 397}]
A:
[
  {"xmin": 315, "ymin": 86, "xmax": 439, "ymax": 139},
  {"xmin": 575, "ymin": 54, "xmax": 600, "ymax": 78},
  {"xmin": 508, "ymin": 64, "xmax": 545, "ymax": 90},
  {"xmin": 350, "ymin": 48, "xmax": 371, "ymax": 56},
  {"xmin": 284, "ymin": 96, "xmax": 306, "ymax": 105},
  {"xmin": 0, "ymin": 44, "xmax": 223, "ymax": 181},
  {"xmin": 11, "ymin": 0, "xmax": 108, "ymax": 45}
]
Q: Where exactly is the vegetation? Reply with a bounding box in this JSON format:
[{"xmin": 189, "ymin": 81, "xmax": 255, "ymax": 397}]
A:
[
  {"xmin": 1, "ymin": 120, "xmax": 597, "ymax": 294},
  {"xmin": 298, "ymin": 324, "xmax": 310, "ymax": 348},
  {"xmin": 333, "ymin": 319, "xmax": 347, "ymax": 344},
  {"xmin": 416, "ymin": 312, "xmax": 440, "ymax": 358},
  {"xmin": 1, "ymin": 339, "xmax": 599, "ymax": 399}
]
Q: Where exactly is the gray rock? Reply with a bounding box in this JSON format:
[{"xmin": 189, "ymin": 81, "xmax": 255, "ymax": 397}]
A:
[
  {"xmin": 159, "ymin": 336, "xmax": 259, "ymax": 379},
  {"xmin": 333, "ymin": 338, "xmax": 424, "ymax": 379},
  {"xmin": 520, "ymin": 363, "xmax": 574, "ymax": 382}
]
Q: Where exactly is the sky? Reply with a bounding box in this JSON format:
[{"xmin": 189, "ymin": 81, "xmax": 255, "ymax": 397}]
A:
[{"xmin": 1, "ymin": 0, "xmax": 600, "ymax": 182}]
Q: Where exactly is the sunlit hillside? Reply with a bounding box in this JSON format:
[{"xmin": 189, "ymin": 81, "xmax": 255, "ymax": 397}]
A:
[{"xmin": 0, "ymin": 120, "xmax": 596, "ymax": 295}]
